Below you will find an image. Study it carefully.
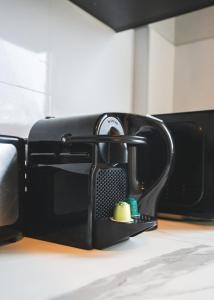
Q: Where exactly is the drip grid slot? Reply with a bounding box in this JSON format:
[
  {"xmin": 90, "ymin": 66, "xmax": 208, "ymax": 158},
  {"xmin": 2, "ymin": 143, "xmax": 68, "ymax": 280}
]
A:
[{"xmin": 95, "ymin": 168, "xmax": 127, "ymax": 219}]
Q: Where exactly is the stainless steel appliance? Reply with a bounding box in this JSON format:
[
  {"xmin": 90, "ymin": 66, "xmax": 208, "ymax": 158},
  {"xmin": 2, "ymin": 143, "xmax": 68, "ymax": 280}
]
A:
[{"xmin": 0, "ymin": 136, "xmax": 25, "ymax": 244}]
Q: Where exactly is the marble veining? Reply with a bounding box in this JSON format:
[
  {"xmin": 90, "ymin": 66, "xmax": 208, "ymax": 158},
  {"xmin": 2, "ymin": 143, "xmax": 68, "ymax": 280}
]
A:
[
  {"xmin": 1, "ymin": 220, "xmax": 214, "ymax": 300},
  {"xmin": 55, "ymin": 245, "xmax": 214, "ymax": 300}
]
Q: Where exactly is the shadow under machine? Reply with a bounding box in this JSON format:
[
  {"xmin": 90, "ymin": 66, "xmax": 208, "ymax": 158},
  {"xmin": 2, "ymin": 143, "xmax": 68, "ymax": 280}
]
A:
[{"xmin": 24, "ymin": 113, "xmax": 173, "ymax": 249}]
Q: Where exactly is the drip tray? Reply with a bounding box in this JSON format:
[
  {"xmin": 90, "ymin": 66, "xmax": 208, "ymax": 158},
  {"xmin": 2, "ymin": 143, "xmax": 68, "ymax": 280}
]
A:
[{"xmin": 93, "ymin": 216, "xmax": 157, "ymax": 249}]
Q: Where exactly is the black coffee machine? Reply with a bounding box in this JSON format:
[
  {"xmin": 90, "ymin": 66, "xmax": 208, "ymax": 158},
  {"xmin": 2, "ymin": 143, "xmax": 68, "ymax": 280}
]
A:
[
  {"xmin": 0, "ymin": 135, "xmax": 25, "ymax": 244},
  {"xmin": 24, "ymin": 113, "xmax": 173, "ymax": 249},
  {"xmin": 156, "ymin": 110, "xmax": 214, "ymax": 221}
]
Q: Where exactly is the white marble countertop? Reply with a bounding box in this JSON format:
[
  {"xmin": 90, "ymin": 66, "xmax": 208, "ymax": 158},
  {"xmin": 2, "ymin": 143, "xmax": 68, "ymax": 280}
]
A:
[{"xmin": 1, "ymin": 220, "xmax": 214, "ymax": 300}]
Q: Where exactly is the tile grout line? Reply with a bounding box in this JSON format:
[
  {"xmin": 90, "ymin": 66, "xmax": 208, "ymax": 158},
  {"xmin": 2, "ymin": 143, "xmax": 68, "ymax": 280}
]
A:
[{"xmin": 0, "ymin": 80, "xmax": 50, "ymax": 96}]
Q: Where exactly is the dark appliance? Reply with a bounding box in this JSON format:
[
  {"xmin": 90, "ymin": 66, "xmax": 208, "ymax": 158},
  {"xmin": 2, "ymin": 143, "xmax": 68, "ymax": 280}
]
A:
[
  {"xmin": 156, "ymin": 110, "xmax": 214, "ymax": 221},
  {"xmin": 0, "ymin": 135, "xmax": 25, "ymax": 244},
  {"xmin": 24, "ymin": 113, "xmax": 173, "ymax": 249}
]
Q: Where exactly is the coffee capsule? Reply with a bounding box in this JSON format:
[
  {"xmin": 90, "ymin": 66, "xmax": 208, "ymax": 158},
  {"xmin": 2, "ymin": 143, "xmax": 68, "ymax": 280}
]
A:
[
  {"xmin": 126, "ymin": 197, "xmax": 140, "ymax": 218},
  {"xmin": 112, "ymin": 201, "xmax": 133, "ymax": 223}
]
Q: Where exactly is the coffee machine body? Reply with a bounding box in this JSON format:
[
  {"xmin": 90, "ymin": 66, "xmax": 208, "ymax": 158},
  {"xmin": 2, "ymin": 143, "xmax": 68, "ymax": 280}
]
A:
[{"xmin": 24, "ymin": 113, "xmax": 173, "ymax": 249}]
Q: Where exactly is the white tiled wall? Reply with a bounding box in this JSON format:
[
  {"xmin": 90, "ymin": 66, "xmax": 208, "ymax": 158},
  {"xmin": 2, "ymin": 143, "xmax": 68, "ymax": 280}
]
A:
[
  {"xmin": 133, "ymin": 7, "xmax": 214, "ymax": 115},
  {"xmin": 0, "ymin": 0, "xmax": 50, "ymax": 137},
  {"xmin": 3, "ymin": 0, "xmax": 212, "ymax": 138},
  {"xmin": 133, "ymin": 26, "xmax": 175, "ymax": 115},
  {"xmin": 174, "ymin": 37, "xmax": 214, "ymax": 112},
  {"xmin": 147, "ymin": 28, "xmax": 175, "ymax": 114},
  {"xmin": 0, "ymin": 0, "xmax": 134, "ymax": 138}
]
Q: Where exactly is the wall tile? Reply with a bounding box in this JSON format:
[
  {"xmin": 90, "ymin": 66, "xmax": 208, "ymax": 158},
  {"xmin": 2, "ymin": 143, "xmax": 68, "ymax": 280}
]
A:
[
  {"xmin": 0, "ymin": 0, "xmax": 50, "ymax": 93},
  {"xmin": 0, "ymin": 82, "xmax": 48, "ymax": 138},
  {"xmin": 0, "ymin": 39, "xmax": 47, "ymax": 93}
]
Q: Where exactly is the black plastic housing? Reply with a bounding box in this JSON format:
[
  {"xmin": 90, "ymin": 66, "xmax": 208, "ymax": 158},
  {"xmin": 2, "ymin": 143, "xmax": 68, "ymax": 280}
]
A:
[
  {"xmin": 24, "ymin": 113, "xmax": 173, "ymax": 249},
  {"xmin": 155, "ymin": 110, "xmax": 214, "ymax": 221}
]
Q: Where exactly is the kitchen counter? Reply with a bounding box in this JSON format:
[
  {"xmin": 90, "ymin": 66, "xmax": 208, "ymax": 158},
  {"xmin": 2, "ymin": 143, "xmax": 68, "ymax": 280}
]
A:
[{"xmin": 1, "ymin": 220, "xmax": 214, "ymax": 300}]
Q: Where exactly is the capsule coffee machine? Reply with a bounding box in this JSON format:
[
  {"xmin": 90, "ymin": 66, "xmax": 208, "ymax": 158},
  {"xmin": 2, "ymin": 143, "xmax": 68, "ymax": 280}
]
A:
[{"xmin": 24, "ymin": 113, "xmax": 173, "ymax": 249}]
